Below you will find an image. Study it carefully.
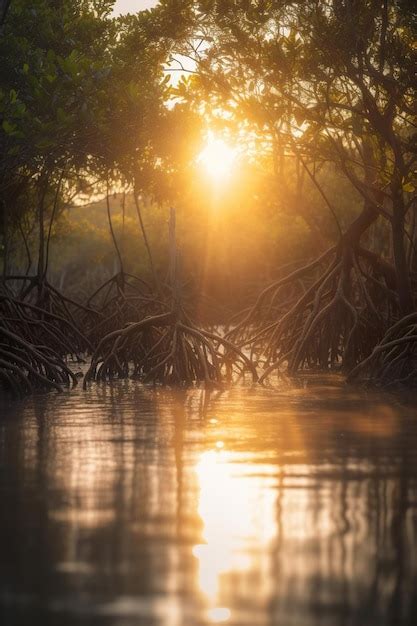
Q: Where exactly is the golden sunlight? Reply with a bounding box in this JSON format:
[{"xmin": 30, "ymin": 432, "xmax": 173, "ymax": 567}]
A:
[
  {"xmin": 207, "ymin": 607, "xmax": 231, "ymax": 623},
  {"xmin": 192, "ymin": 449, "xmax": 277, "ymax": 621},
  {"xmin": 198, "ymin": 133, "xmax": 237, "ymax": 182}
]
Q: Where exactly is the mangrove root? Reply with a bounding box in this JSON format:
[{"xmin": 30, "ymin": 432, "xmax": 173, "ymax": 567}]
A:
[
  {"xmin": 84, "ymin": 310, "xmax": 258, "ymax": 387},
  {"xmin": 227, "ymin": 244, "xmax": 398, "ymax": 382},
  {"xmin": 347, "ymin": 312, "xmax": 417, "ymax": 387}
]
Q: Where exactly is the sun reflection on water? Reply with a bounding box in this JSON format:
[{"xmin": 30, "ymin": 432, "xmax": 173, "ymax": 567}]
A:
[
  {"xmin": 3, "ymin": 384, "xmax": 417, "ymax": 626},
  {"xmin": 193, "ymin": 448, "xmax": 277, "ymax": 621}
]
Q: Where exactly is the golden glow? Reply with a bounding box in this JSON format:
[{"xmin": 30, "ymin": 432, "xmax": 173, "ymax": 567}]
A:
[
  {"xmin": 207, "ymin": 607, "xmax": 231, "ymax": 622},
  {"xmin": 198, "ymin": 133, "xmax": 237, "ymax": 182},
  {"xmin": 14, "ymin": 386, "xmax": 407, "ymax": 626},
  {"xmin": 193, "ymin": 448, "xmax": 276, "ymax": 618}
]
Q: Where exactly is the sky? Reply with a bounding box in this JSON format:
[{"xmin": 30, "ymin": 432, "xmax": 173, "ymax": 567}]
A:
[{"xmin": 112, "ymin": 0, "xmax": 158, "ymax": 15}]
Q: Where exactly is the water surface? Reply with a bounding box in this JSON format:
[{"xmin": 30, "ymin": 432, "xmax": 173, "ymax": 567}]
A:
[{"xmin": 1, "ymin": 377, "xmax": 417, "ymax": 625}]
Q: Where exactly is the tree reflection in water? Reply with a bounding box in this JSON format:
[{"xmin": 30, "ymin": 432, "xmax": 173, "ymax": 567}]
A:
[{"xmin": 0, "ymin": 378, "xmax": 416, "ymax": 626}]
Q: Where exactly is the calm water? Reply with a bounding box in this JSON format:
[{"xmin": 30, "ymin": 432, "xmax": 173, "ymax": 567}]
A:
[{"xmin": 0, "ymin": 376, "xmax": 417, "ymax": 626}]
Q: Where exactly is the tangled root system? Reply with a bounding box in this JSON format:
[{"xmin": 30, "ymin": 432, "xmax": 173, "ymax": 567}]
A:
[
  {"xmin": 348, "ymin": 312, "xmax": 417, "ymax": 387},
  {"xmin": 227, "ymin": 243, "xmax": 397, "ymax": 382},
  {"xmin": 0, "ymin": 281, "xmax": 84, "ymax": 395},
  {"xmin": 84, "ymin": 310, "xmax": 258, "ymax": 387}
]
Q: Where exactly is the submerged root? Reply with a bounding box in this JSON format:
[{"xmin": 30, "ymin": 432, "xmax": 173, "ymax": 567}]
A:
[{"xmin": 84, "ymin": 310, "xmax": 258, "ymax": 387}]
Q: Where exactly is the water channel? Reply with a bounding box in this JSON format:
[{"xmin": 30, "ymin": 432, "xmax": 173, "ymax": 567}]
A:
[{"xmin": 1, "ymin": 376, "xmax": 416, "ymax": 625}]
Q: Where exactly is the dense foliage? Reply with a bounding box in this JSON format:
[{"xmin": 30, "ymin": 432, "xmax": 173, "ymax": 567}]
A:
[{"xmin": 0, "ymin": 0, "xmax": 416, "ymax": 392}]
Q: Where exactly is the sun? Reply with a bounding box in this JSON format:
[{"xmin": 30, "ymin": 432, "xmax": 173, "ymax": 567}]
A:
[{"xmin": 198, "ymin": 133, "xmax": 237, "ymax": 182}]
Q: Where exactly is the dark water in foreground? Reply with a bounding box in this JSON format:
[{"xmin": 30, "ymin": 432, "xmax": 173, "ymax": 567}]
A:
[{"xmin": 0, "ymin": 377, "xmax": 417, "ymax": 626}]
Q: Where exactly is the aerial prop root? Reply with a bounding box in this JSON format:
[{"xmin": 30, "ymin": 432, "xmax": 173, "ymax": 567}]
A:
[
  {"xmin": 347, "ymin": 312, "xmax": 417, "ymax": 386},
  {"xmin": 84, "ymin": 272, "xmax": 166, "ymax": 346},
  {"xmin": 226, "ymin": 246, "xmax": 338, "ymax": 345},
  {"xmin": 2, "ymin": 295, "xmax": 92, "ymax": 358},
  {"xmin": 233, "ymin": 244, "xmax": 395, "ymax": 382},
  {"xmin": 84, "ymin": 311, "xmax": 258, "ymax": 387},
  {"xmin": 3, "ymin": 276, "xmax": 93, "ymax": 354},
  {"xmin": 0, "ymin": 325, "xmax": 78, "ymax": 396}
]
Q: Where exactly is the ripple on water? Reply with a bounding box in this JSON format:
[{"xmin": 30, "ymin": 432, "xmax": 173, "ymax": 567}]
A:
[{"xmin": 1, "ymin": 376, "xmax": 417, "ymax": 626}]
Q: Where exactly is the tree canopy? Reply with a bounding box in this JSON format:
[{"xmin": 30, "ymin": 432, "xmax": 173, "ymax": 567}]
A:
[{"xmin": 0, "ymin": 0, "xmax": 417, "ymax": 392}]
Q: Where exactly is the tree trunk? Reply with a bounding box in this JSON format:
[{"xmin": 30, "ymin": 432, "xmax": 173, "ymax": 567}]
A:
[
  {"xmin": 106, "ymin": 186, "xmax": 124, "ymax": 293},
  {"xmin": 133, "ymin": 189, "xmax": 160, "ymax": 293},
  {"xmin": 392, "ymin": 203, "xmax": 413, "ymax": 313},
  {"xmin": 1, "ymin": 199, "xmax": 8, "ymax": 280},
  {"xmin": 36, "ymin": 176, "xmax": 48, "ymax": 300},
  {"xmin": 343, "ymin": 203, "xmax": 379, "ymax": 247}
]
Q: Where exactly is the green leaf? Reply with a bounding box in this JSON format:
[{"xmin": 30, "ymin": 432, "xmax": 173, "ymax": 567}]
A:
[
  {"xmin": 7, "ymin": 145, "xmax": 20, "ymax": 156},
  {"xmin": 14, "ymin": 102, "xmax": 26, "ymax": 118},
  {"xmin": 2, "ymin": 120, "xmax": 16, "ymax": 134},
  {"xmin": 36, "ymin": 138, "xmax": 54, "ymax": 149},
  {"xmin": 57, "ymin": 107, "xmax": 69, "ymax": 124},
  {"xmin": 127, "ymin": 81, "xmax": 141, "ymax": 102}
]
